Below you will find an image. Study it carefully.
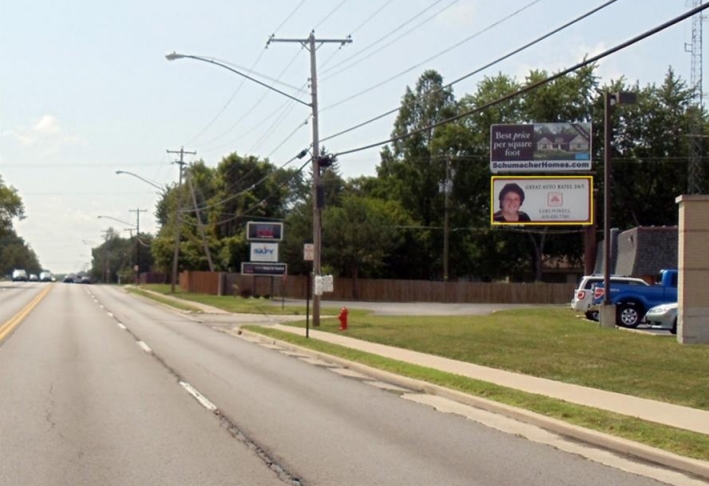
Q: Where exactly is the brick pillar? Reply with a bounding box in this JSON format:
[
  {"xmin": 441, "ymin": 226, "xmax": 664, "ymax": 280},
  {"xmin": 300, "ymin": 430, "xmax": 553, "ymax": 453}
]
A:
[{"xmin": 675, "ymin": 195, "xmax": 709, "ymax": 344}]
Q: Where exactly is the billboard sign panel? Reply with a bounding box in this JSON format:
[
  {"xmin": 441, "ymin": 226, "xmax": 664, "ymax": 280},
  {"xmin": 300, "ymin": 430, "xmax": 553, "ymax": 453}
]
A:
[
  {"xmin": 490, "ymin": 123, "xmax": 592, "ymax": 172},
  {"xmin": 250, "ymin": 242, "xmax": 279, "ymax": 262},
  {"xmin": 490, "ymin": 176, "xmax": 593, "ymax": 226},
  {"xmin": 241, "ymin": 262, "xmax": 287, "ymax": 276},
  {"xmin": 246, "ymin": 221, "xmax": 283, "ymax": 241}
]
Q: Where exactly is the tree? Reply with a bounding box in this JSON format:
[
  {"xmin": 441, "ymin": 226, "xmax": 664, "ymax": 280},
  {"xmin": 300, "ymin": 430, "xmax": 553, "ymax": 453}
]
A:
[
  {"xmin": 0, "ymin": 175, "xmax": 24, "ymax": 239},
  {"xmin": 322, "ymin": 194, "xmax": 413, "ymax": 298}
]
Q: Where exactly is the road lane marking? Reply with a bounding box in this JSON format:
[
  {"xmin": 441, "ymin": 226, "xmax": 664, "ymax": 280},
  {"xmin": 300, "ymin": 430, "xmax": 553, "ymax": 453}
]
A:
[
  {"xmin": 136, "ymin": 341, "xmax": 152, "ymax": 353},
  {"xmin": 117, "ymin": 323, "xmax": 127, "ymax": 330},
  {"xmin": 0, "ymin": 285, "xmax": 53, "ymax": 343},
  {"xmin": 179, "ymin": 382, "xmax": 217, "ymax": 412},
  {"xmin": 107, "ymin": 312, "xmax": 114, "ymax": 318}
]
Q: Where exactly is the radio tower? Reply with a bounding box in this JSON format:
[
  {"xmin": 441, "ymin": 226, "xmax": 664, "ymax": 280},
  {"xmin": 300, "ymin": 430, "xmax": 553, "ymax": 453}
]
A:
[{"xmin": 686, "ymin": 0, "xmax": 705, "ymax": 194}]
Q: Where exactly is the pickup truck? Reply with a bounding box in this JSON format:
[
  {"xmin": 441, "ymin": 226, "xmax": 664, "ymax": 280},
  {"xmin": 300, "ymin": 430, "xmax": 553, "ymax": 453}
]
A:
[{"xmin": 591, "ymin": 269, "xmax": 678, "ymax": 328}]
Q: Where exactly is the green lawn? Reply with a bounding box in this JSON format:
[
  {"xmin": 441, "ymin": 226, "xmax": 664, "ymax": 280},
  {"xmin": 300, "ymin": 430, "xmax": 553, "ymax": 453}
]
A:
[{"xmin": 246, "ymin": 325, "xmax": 709, "ymax": 462}]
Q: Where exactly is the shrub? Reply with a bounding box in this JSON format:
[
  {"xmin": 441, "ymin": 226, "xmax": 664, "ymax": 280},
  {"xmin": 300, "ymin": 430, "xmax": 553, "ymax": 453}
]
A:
[{"xmin": 240, "ymin": 288, "xmax": 252, "ymax": 298}]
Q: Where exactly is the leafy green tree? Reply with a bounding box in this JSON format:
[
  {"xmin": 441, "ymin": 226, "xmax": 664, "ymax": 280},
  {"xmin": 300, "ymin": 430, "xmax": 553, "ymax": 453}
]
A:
[
  {"xmin": 602, "ymin": 68, "xmax": 706, "ymax": 228},
  {"xmin": 322, "ymin": 194, "xmax": 413, "ymax": 298},
  {"xmin": 0, "ymin": 175, "xmax": 24, "ymax": 239}
]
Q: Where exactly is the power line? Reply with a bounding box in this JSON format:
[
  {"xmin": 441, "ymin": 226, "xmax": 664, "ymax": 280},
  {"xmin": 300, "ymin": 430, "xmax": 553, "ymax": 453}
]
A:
[
  {"xmin": 320, "ymin": 0, "xmax": 615, "ymax": 143},
  {"xmin": 198, "ymin": 51, "xmax": 306, "ymax": 150},
  {"xmin": 321, "ymin": 0, "xmax": 544, "ymax": 109},
  {"xmin": 320, "ymin": 0, "xmax": 452, "ymax": 76},
  {"xmin": 333, "ymin": 3, "xmax": 709, "ymax": 158},
  {"xmin": 312, "ymin": 0, "xmax": 350, "ymax": 31},
  {"xmin": 321, "ymin": 0, "xmax": 480, "ymax": 83}
]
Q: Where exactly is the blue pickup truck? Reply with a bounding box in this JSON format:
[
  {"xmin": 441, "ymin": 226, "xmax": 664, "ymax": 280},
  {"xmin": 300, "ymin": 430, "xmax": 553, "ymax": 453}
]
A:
[{"xmin": 591, "ymin": 269, "xmax": 678, "ymax": 328}]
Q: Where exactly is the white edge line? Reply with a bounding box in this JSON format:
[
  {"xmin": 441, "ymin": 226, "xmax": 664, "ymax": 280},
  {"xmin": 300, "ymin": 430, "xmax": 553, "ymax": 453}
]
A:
[
  {"xmin": 117, "ymin": 323, "xmax": 127, "ymax": 330},
  {"xmin": 137, "ymin": 341, "xmax": 152, "ymax": 353},
  {"xmin": 179, "ymin": 381, "xmax": 218, "ymax": 412}
]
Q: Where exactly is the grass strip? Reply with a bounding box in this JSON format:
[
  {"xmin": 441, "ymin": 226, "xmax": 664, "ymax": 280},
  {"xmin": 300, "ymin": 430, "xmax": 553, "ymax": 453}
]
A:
[
  {"xmin": 245, "ymin": 325, "xmax": 709, "ymax": 462},
  {"xmin": 126, "ymin": 287, "xmax": 204, "ymax": 313}
]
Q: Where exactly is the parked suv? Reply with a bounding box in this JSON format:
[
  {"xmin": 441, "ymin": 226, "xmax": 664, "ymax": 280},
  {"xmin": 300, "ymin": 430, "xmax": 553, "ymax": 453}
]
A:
[
  {"xmin": 571, "ymin": 275, "xmax": 648, "ymax": 321},
  {"xmin": 11, "ymin": 269, "xmax": 28, "ymax": 282}
]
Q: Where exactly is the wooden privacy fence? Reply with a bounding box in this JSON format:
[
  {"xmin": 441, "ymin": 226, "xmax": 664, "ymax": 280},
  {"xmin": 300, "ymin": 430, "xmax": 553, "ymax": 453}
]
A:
[{"xmin": 179, "ymin": 271, "xmax": 575, "ymax": 304}]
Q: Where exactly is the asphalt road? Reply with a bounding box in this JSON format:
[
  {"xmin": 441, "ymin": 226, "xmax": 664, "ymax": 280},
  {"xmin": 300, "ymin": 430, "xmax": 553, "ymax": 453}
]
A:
[{"xmin": 0, "ymin": 283, "xmax": 691, "ymax": 485}]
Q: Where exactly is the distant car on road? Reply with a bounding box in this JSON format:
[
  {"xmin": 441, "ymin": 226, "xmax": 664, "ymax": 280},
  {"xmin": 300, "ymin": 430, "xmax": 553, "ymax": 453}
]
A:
[
  {"xmin": 645, "ymin": 302, "xmax": 678, "ymax": 334},
  {"xmin": 29, "ymin": 273, "xmax": 39, "ymax": 281},
  {"xmin": 39, "ymin": 271, "xmax": 53, "ymax": 282},
  {"xmin": 12, "ymin": 269, "xmax": 28, "ymax": 282},
  {"xmin": 63, "ymin": 274, "xmax": 77, "ymax": 283}
]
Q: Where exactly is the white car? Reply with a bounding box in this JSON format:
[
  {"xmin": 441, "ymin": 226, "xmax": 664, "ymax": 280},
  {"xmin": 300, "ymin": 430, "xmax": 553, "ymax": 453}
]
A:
[
  {"xmin": 571, "ymin": 275, "xmax": 649, "ymax": 321},
  {"xmin": 645, "ymin": 302, "xmax": 678, "ymax": 334}
]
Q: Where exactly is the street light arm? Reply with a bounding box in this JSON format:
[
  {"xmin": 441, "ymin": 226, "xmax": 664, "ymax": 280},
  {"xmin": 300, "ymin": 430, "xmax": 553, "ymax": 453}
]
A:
[
  {"xmin": 115, "ymin": 170, "xmax": 164, "ymax": 191},
  {"xmin": 165, "ymin": 52, "xmax": 311, "ymax": 107},
  {"xmin": 97, "ymin": 215, "xmax": 135, "ymax": 227}
]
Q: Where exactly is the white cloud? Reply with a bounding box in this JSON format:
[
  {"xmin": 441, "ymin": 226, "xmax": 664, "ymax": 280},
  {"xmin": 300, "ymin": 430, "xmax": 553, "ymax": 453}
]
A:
[
  {"xmin": 32, "ymin": 114, "xmax": 61, "ymax": 134},
  {"xmin": 2, "ymin": 114, "xmax": 83, "ymax": 155},
  {"xmin": 2, "ymin": 129, "xmax": 34, "ymax": 146}
]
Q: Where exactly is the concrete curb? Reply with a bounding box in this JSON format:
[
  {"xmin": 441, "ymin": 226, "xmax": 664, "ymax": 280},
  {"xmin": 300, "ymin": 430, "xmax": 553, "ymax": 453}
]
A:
[{"xmin": 234, "ymin": 328, "xmax": 709, "ymax": 480}]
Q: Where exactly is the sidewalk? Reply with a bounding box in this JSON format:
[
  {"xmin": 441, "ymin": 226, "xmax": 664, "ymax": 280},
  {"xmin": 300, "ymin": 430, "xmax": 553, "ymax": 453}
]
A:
[
  {"xmin": 269, "ymin": 324, "xmax": 709, "ymax": 436},
  {"xmin": 131, "ymin": 288, "xmax": 709, "ymax": 434}
]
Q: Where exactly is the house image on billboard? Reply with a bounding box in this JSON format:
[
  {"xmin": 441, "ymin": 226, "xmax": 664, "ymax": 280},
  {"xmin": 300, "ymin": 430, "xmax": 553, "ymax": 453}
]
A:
[{"xmin": 536, "ymin": 133, "xmax": 590, "ymax": 152}]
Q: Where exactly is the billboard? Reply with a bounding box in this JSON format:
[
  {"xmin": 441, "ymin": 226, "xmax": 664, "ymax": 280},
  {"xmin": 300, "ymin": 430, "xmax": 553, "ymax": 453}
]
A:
[
  {"xmin": 241, "ymin": 262, "xmax": 287, "ymax": 276},
  {"xmin": 490, "ymin": 123, "xmax": 592, "ymax": 173},
  {"xmin": 250, "ymin": 242, "xmax": 279, "ymax": 262},
  {"xmin": 246, "ymin": 221, "xmax": 283, "ymax": 241},
  {"xmin": 490, "ymin": 176, "xmax": 593, "ymax": 226}
]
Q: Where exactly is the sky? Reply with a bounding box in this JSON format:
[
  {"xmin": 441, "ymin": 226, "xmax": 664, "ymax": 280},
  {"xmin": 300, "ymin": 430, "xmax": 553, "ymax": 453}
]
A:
[{"xmin": 0, "ymin": 0, "xmax": 706, "ymax": 274}]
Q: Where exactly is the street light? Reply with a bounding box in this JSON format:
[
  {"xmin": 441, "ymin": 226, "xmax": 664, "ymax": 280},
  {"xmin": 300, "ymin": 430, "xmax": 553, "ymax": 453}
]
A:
[
  {"xmin": 166, "ymin": 50, "xmax": 328, "ymax": 325},
  {"xmin": 116, "ymin": 170, "xmax": 163, "ymax": 191},
  {"xmin": 97, "ymin": 215, "xmax": 135, "ymax": 227},
  {"xmin": 601, "ymin": 91, "xmax": 637, "ymax": 328}
]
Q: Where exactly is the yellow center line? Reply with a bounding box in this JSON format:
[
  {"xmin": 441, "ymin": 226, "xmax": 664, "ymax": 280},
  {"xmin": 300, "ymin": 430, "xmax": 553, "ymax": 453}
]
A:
[{"xmin": 0, "ymin": 284, "xmax": 54, "ymax": 343}]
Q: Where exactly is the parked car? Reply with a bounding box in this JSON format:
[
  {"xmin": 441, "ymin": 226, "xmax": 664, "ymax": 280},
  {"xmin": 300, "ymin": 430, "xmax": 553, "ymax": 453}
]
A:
[
  {"xmin": 11, "ymin": 269, "xmax": 28, "ymax": 282},
  {"xmin": 591, "ymin": 269, "xmax": 678, "ymax": 328},
  {"xmin": 570, "ymin": 275, "xmax": 649, "ymax": 321},
  {"xmin": 645, "ymin": 302, "xmax": 678, "ymax": 334}
]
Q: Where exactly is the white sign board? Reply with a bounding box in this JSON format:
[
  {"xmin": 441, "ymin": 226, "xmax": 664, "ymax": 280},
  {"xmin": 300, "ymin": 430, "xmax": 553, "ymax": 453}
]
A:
[
  {"xmin": 250, "ymin": 242, "xmax": 279, "ymax": 262},
  {"xmin": 303, "ymin": 243, "xmax": 314, "ymax": 261},
  {"xmin": 490, "ymin": 176, "xmax": 593, "ymax": 226}
]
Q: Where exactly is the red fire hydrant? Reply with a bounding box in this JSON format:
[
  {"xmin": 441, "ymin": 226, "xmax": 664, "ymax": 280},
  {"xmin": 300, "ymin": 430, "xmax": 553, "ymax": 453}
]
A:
[{"xmin": 338, "ymin": 307, "xmax": 349, "ymax": 331}]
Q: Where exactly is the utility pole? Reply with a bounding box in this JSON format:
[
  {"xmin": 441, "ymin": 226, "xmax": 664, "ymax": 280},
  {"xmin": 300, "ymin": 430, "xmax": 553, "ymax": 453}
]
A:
[
  {"xmin": 185, "ymin": 168, "xmax": 214, "ymax": 271},
  {"xmin": 167, "ymin": 147, "xmax": 196, "ymax": 292},
  {"xmin": 268, "ymin": 31, "xmax": 351, "ymax": 326},
  {"xmin": 100, "ymin": 230, "xmax": 111, "ymax": 284},
  {"xmin": 439, "ymin": 159, "xmax": 454, "ymax": 281},
  {"xmin": 129, "ymin": 208, "xmax": 147, "ymax": 284}
]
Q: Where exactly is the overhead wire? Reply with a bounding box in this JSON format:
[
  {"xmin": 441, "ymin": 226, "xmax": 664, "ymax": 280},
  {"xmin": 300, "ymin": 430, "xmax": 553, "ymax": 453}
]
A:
[
  {"xmin": 320, "ymin": 0, "xmax": 545, "ymax": 112},
  {"xmin": 321, "ymin": 0, "xmax": 467, "ymax": 83},
  {"xmin": 312, "ymin": 0, "xmax": 350, "ymax": 31},
  {"xmin": 182, "ymin": 0, "xmax": 308, "ymax": 148},
  {"xmin": 181, "ymin": 151, "xmax": 308, "ymax": 214},
  {"xmin": 179, "ymin": 157, "xmax": 312, "ymax": 227},
  {"xmin": 319, "ymin": 0, "xmax": 618, "ymax": 144},
  {"xmin": 319, "ymin": 0, "xmax": 452, "ymax": 76},
  {"xmin": 333, "ymin": 2, "xmax": 709, "ymax": 158}
]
